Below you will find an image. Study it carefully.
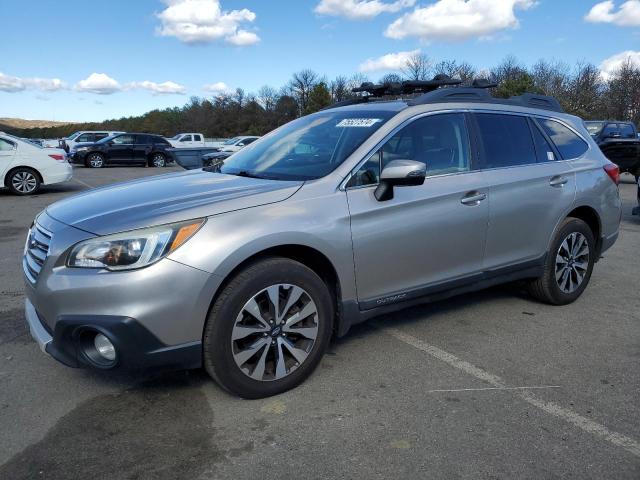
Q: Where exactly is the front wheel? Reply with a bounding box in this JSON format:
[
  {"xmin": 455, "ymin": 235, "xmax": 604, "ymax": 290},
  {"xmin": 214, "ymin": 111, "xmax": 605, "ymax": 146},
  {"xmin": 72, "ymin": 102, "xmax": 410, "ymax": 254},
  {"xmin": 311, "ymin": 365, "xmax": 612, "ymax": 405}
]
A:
[
  {"xmin": 528, "ymin": 217, "xmax": 595, "ymax": 305},
  {"xmin": 7, "ymin": 168, "xmax": 40, "ymax": 195},
  {"xmin": 203, "ymin": 258, "xmax": 334, "ymax": 398}
]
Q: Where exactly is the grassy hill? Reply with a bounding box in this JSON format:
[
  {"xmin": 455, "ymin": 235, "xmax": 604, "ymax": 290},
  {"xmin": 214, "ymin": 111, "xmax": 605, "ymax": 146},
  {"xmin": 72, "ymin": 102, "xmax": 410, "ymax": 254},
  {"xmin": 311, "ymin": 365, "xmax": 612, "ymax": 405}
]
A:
[{"xmin": 0, "ymin": 117, "xmax": 76, "ymax": 131}]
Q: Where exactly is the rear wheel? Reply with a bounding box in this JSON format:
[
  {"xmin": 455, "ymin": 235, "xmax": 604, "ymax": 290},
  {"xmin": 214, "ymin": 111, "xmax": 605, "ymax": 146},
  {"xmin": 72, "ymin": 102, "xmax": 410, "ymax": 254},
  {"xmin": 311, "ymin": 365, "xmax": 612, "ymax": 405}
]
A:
[
  {"xmin": 203, "ymin": 258, "xmax": 333, "ymax": 398},
  {"xmin": 86, "ymin": 153, "xmax": 105, "ymax": 168},
  {"xmin": 528, "ymin": 217, "xmax": 595, "ymax": 305},
  {"xmin": 7, "ymin": 168, "xmax": 40, "ymax": 195}
]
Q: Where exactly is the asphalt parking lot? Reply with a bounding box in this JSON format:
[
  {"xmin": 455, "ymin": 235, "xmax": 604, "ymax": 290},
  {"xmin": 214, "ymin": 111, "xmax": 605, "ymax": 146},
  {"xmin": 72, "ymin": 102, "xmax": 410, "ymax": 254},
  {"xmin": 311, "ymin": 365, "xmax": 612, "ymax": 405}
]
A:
[{"xmin": 0, "ymin": 166, "xmax": 639, "ymax": 479}]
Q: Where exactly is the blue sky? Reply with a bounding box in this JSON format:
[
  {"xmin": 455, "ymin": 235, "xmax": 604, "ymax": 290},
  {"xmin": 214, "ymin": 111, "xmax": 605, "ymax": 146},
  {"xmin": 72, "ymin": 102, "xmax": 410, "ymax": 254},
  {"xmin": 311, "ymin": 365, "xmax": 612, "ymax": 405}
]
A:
[{"xmin": 0, "ymin": 0, "xmax": 638, "ymax": 122}]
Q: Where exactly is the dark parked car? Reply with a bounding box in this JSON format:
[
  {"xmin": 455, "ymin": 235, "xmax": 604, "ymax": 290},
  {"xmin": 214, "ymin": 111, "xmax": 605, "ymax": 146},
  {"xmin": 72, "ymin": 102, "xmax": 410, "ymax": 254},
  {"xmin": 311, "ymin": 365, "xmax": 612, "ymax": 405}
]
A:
[
  {"xmin": 202, "ymin": 150, "xmax": 233, "ymax": 168},
  {"xmin": 585, "ymin": 121, "xmax": 640, "ymax": 179},
  {"xmin": 68, "ymin": 133, "xmax": 173, "ymax": 168}
]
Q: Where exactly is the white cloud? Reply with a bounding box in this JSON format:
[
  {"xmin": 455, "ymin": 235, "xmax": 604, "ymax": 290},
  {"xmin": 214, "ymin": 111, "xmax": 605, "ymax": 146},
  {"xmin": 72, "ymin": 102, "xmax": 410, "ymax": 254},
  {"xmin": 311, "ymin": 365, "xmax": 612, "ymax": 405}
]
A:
[
  {"xmin": 203, "ymin": 81, "xmax": 232, "ymax": 94},
  {"xmin": 75, "ymin": 73, "xmax": 122, "ymax": 94},
  {"xmin": 156, "ymin": 0, "xmax": 260, "ymax": 45},
  {"xmin": 128, "ymin": 80, "xmax": 187, "ymax": 95},
  {"xmin": 359, "ymin": 49, "xmax": 420, "ymax": 72},
  {"xmin": 315, "ymin": 0, "xmax": 416, "ymax": 20},
  {"xmin": 0, "ymin": 72, "xmax": 67, "ymax": 92},
  {"xmin": 599, "ymin": 50, "xmax": 640, "ymax": 80},
  {"xmin": 585, "ymin": 1, "xmax": 640, "ymax": 26},
  {"xmin": 385, "ymin": 0, "xmax": 536, "ymax": 41}
]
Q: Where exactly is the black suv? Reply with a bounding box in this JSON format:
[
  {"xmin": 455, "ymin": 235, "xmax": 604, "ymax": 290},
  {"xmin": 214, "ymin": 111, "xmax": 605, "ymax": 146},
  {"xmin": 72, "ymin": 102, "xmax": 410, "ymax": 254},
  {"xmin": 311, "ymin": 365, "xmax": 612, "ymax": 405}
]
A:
[
  {"xmin": 585, "ymin": 121, "xmax": 640, "ymax": 180},
  {"xmin": 69, "ymin": 133, "xmax": 173, "ymax": 168}
]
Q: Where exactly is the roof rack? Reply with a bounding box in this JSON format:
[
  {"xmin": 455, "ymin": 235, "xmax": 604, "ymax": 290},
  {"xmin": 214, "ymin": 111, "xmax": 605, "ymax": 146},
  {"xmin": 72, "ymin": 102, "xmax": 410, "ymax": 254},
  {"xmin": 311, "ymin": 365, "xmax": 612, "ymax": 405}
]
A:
[{"xmin": 324, "ymin": 75, "xmax": 565, "ymax": 113}]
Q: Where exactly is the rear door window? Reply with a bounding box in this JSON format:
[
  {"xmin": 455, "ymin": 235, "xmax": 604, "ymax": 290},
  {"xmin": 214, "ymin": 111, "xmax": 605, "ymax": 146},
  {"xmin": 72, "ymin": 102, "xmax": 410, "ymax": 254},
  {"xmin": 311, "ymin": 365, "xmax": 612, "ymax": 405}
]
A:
[
  {"xmin": 537, "ymin": 119, "xmax": 589, "ymax": 159},
  {"xmin": 475, "ymin": 113, "xmax": 537, "ymax": 168},
  {"xmin": 135, "ymin": 135, "xmax": 151, "ymax": 145},
  {"xmin": 529, "ymin": 121, "xmax": 557, "ymax": 163},
  {"xmin": 194, "ymin": 135, "xmax": 202, "ymax": 142}
]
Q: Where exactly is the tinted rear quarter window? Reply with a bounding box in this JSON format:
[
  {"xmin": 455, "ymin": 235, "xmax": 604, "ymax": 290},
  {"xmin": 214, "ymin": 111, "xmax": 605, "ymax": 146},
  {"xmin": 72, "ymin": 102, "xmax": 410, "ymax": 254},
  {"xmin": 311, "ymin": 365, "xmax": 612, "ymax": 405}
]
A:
[
  {"xmin": 475, "ymin": 113, "xmax": 536, "ymax": 169},
  {"xmin": 530, "ymin": 122, "xmax": 557, "ymax": 162},
  {"xmin": 619, "ymin": 124, "xmax": 635, "ymax": 138},
  {"xmin": 538, "ymin": 119, "xmax": 588, "ymax": 159}
]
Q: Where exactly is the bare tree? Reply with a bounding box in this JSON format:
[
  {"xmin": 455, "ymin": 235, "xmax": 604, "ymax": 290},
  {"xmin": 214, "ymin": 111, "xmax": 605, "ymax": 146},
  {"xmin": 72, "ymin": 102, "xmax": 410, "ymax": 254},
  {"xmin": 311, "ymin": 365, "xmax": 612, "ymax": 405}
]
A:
[
  {"xmin": 565, "ymin": 61, "xmax": 603, "ymax": 119},
  {"xmin": 603, "ymin": 58, "xmax": 640, "ymax": 124},
  {"xmin": 289, "ymin": 69, "xmax": 319, "ymax": 114},
  {"xmin": 330, "ymin": 76, "xmax": 350, "ymax": 102},
  {"xmin": 403, "ymin": 53, "xmax": 431, "ymax": 81},
  {"xmin": 433, "ymin": 60, "xmax": 476, "ymax": 84},
  {"xmin": 258, "ymin": 85, "xmax": 279, "ymax": 111},
  {"xmin": 530, "ymin": 59, "xmax": 569, "ymax": 99},
  {"xmin": 490, "ymin": 55, "xmax": 527, "ymax": 84},
  {"xmin": 380, "ymin": 73, "xmax": 404, "ymax": 85}
]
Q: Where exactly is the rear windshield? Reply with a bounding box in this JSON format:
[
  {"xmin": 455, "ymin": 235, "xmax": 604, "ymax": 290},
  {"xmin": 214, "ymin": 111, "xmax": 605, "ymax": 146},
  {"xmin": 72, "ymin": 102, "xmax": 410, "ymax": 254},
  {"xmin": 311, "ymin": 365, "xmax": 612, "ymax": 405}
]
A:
[{"xmin": 220, "ymin": 110, "xmax": 396, "ymax": 180}]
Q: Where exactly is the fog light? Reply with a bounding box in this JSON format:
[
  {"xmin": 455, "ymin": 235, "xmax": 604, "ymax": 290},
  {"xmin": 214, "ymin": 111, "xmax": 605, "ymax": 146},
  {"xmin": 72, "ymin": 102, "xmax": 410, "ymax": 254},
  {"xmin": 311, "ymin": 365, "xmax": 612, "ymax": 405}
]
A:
[{"xmin": 94, "ymin": 333, "xmax": 116, "ymax": 361}]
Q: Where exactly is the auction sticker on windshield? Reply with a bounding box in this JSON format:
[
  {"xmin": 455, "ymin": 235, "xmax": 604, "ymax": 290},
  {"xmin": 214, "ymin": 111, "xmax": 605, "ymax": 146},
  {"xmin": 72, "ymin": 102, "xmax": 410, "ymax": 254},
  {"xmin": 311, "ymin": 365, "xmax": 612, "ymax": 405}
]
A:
[{"xmin": 337, "ymin": 118, "xmax": 382, "ymax": 128}]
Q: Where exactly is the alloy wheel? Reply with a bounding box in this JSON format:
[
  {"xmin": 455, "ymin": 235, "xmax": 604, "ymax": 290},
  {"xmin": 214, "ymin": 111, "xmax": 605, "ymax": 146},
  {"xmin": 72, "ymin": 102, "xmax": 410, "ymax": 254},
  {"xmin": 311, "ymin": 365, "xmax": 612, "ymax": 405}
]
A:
[
  {"xmin": 555, "ymin": 232, "xmax": 589, "ymax": 294},
  {"xmin": 88, "ymin": 154, "xmax": 103, "ymax": 168},
  {"xmin": 231, "ymin": 284, "xmax": 319, "ymax": 382},
  {"xmin": 11, "ymin": 171, "xmax": 37, "ymax": 194},
  {"xmin": 152, "ymin": 154, "xmax": 166, "ymax": 167}
]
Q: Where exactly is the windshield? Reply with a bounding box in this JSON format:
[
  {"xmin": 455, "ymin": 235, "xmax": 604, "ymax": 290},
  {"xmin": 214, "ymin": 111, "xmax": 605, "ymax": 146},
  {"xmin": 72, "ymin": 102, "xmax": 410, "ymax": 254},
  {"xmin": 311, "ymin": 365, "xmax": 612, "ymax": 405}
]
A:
[
  {"xmin": 65, "ymin": 132, "xmax": 81, "ymax": 140},
  {"xmin": 220, "ymin": 110, "xmax": 396, "ymax": 181},
  {"xmin": 584, "ymin": 122, "xmax": 604, "ymax": 137},
  {"xmin": 223, "ymin": 137, "xmax": 240, "ymax": 145},
  {"xmin": 170, "ymin": 134, "xmax": 181, "ymax": 140}
]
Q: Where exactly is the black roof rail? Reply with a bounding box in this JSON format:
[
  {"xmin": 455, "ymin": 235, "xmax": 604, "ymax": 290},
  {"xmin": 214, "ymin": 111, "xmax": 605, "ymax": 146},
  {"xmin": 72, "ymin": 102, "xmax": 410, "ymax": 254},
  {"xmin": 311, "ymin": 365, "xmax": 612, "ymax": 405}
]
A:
[{"xmin": 408, "ymin": 88, "xmax": 565, "ymax": 113}]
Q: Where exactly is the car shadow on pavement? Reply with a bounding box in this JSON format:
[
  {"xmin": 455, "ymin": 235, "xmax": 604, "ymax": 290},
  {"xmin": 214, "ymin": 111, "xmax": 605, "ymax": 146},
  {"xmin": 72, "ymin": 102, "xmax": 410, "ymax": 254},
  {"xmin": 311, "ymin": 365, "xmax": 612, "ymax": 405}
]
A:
[{"xmin": 0, "ymin": 369, "xmax": 226, "ymax": 480}]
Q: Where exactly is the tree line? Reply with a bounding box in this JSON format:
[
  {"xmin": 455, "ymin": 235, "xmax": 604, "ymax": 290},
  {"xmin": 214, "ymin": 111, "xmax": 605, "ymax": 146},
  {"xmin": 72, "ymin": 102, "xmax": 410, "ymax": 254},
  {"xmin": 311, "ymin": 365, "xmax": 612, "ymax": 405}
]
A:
[{"xmin": 7, "ymin": 54, "xmax": 640, "ymax": 140}]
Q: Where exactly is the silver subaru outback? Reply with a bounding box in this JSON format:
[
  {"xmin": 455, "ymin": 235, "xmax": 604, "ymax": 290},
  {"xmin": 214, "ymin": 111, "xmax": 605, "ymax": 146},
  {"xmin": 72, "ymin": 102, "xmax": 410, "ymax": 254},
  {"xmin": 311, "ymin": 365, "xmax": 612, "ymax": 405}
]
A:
[{"xmin": 23, "ymin": 84, "xmax": 622, "ymax": 398}]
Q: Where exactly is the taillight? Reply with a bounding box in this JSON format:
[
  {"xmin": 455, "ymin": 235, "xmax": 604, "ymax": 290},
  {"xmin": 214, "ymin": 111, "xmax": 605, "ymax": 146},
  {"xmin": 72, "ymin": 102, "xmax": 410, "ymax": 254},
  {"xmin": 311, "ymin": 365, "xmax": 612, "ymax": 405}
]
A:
[
  {"xmin": 603, "ymin": 163, "xmax": 620, "ymax": 185},
  {"xmin": 49, "ymin": 154, "xmax": 66, "ymax": 162}
]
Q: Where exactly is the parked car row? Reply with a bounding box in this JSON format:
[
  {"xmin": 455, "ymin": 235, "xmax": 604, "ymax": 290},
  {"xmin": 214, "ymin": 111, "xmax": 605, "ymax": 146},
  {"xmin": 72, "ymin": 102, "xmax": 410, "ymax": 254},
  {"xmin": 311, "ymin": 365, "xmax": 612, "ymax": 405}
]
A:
[
  {"xmin": 44, "ymin": 131, "xmax": 125, "ymax": 152},
  {"xmin": 1, "ymin": 131, "xmax": 72, "ymax": 195}
]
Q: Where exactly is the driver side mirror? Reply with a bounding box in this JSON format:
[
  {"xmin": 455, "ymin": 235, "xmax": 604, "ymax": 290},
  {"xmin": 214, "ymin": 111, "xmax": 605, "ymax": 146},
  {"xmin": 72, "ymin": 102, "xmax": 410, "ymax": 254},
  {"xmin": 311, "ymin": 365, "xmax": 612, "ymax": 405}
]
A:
[{"xmin": 374, "ymin": 160, "xmax": 426, "ymax": 201}]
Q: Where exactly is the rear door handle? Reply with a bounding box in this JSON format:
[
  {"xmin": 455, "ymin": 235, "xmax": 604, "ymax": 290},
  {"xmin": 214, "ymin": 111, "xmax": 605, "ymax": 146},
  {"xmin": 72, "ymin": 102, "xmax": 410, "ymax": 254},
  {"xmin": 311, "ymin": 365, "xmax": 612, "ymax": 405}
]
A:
[
  {"xmin": 549, "ymin": 176, "xmax": 568, "ymax": 187},
  {"xmin": 460, "ymin": 191, "xmax": 487, "ymax": 206}
]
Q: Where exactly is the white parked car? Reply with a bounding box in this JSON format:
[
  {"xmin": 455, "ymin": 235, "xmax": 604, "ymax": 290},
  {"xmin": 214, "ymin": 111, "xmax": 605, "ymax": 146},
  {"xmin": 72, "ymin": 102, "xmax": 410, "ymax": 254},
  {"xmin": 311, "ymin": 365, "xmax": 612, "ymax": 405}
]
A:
[
  {"xmin": 43, "ymin": 131, "xmax": 124, "ymax": 152},
  {"xmin": 1, "ymin": 132, "xmax": 72, "ymax": 195},
  {"xmin": 166, "ymin": 133, "xmax": 224, "ymax": 148},
  {"xmin": 216, "ymin": 136, "xmax": 260, "ymax": 152}
]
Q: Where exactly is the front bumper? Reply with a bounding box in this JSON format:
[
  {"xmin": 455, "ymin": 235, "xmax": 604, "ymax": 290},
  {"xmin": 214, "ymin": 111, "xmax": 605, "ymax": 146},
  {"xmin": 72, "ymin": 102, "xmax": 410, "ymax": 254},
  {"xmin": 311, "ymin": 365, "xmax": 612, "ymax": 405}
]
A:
[
  {"xmin": 25, "ymin": 297, "xmax": 202, "ymax": 370},
  {"xmin": 23, "ymin": 212, "xmax": 223, "ymax": 372},
  {"xmin": 68, "ymin": 150, "xmax": 88, "ymax": 164}
]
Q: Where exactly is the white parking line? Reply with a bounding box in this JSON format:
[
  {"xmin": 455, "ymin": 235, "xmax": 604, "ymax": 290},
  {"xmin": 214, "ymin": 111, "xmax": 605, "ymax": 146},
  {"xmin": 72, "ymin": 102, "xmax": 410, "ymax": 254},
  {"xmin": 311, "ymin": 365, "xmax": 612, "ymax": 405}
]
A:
[
  {"xmin": 72, "ymin": 178, "xmax": 93, "ymax": 189},
  {"xmin": 426, "ymin": 386, "xmax": 561, "ymax": 393},
  {"xmin": 383, "ymin": 327, "xmax": 640, "ymax": 458}
]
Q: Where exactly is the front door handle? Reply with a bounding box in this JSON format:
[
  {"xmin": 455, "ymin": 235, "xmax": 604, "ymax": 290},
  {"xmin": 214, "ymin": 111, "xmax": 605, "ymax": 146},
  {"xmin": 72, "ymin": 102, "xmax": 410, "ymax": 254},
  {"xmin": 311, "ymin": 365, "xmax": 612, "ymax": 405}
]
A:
[
  {"xmin": 549, "ymin": 176, "xmax": 568, "ymax": 187},
  {"xmin": 461, "ymin": 191, "xmax": 487, "ymax": 206}
]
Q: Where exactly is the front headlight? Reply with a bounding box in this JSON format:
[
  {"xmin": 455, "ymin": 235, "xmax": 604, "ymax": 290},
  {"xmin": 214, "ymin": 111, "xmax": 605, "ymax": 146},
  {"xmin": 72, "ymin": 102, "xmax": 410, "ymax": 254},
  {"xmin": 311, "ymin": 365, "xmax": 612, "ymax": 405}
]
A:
[{"xmin": 67, "ymin": 219, "xmax": 204, "ymax": 271}]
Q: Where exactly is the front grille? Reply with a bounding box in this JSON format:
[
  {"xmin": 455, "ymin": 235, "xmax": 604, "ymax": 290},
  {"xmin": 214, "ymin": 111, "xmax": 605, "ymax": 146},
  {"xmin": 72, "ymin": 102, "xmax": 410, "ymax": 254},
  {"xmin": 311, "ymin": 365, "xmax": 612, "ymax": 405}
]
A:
[{"xmin": 23, "ymin": 224, "xmax": 52, "ymax": 283}]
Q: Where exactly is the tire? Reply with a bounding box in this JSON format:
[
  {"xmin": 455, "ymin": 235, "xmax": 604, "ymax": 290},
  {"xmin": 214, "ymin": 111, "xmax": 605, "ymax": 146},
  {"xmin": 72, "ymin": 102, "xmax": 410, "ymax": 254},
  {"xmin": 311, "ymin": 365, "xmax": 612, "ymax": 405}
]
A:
[
  {"xmin": 150, "ymin": 153, "xmax": 166, "ymax": 168},
  {"xmin": 203, "ymin": 258, "xmax": 334, "ymax": 398},
  {"xmin": 7, "ymin": 168, "xmax": 40, "ymax": 195},
  {"xmin": 528, "ymin": 217, "xmax": 596, "ymax": 305},
  {"xmin": 86, "ymin": 153, "xmax": 105, "ymax": 168}
]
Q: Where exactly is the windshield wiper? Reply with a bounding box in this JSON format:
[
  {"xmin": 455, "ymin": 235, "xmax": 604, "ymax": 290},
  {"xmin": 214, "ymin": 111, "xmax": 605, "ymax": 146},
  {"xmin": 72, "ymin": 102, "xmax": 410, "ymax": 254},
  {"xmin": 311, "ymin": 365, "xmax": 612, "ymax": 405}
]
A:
[{"xmin": 230, "ymin": 170, "xmax": 267, "ymax": 179}]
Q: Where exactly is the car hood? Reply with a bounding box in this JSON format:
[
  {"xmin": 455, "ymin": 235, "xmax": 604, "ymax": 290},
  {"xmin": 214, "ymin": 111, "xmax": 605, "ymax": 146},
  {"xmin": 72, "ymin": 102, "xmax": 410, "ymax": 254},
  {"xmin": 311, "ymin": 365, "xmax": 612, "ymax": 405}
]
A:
[
  {"xmin": 46, "ymin": 169, "xmax": 303, "ymax": 235},
  {"xmin": 71, "ymin": 142, "xmax": 97, "ymax": 149}
]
